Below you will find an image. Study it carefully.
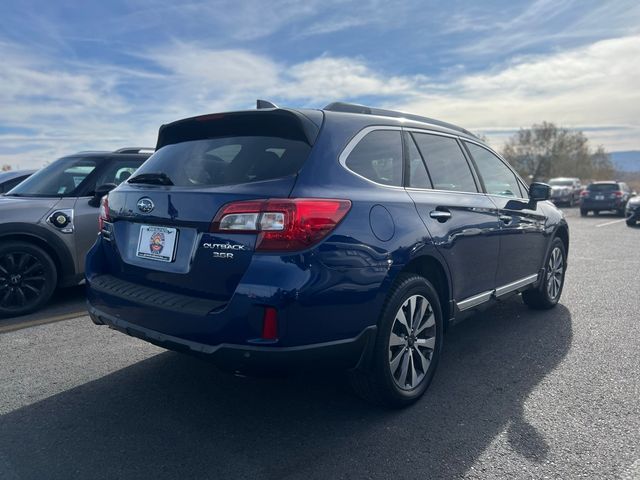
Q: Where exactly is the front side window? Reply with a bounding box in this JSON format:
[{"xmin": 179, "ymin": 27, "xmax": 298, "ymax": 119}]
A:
[
  {"xmin": 345, "ymin": 130, "xmax": 403, "ymax": 186},
  {"xmin": 6, "ymin": 157, "xmax": 100, "ymax": 198},
  {"xmin": 465, "ymin": 142, "xmax": 523, "ymax": 198},
  {"xmin": 412, "ymin": 133, "xmax": 478, "ymax": 193}
]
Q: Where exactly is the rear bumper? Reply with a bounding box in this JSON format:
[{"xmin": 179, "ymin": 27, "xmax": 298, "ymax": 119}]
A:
[
  {"xmin": 581, "ymin": 199, "xmax": 624, "ymax": 210},
  {"xmin": 551, "ymin": 193, "xmax": 574, "ymax": 203},
  {"xmin": 88, "ymin": 303, "xmax": 376, "ymax": 373}
]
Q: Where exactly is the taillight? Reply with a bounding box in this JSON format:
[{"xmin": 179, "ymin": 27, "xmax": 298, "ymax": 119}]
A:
[
  {"xmin": 98, "ymin": 194, "xmax": 110, "ymax": 231},
  {"xmin": 613, "ymin": 191, "xmax": 623, "ymax": 197},
  {"xmin": 211, "ymin": 198, "xmax": 351, "ymax": 251},
  {"xmin": 580, "ymin": 190, "xmax": 589, "ymax": 197}
]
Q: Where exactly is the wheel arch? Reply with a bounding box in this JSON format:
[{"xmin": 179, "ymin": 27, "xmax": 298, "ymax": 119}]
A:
[
  {"xmin": 0, "ymin": 223, "xmax": 76, "ymax": 286},
  {"xmin": 398, "ymin": 254, "xmax": 452, "ymax": 324},
  {"xmin": 554, "ymin": 223, "xmax": 569, "ymax": 256}
]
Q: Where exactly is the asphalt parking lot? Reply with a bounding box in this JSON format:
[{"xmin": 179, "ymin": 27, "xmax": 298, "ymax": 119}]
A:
[{"xmin": 0, "ymin": 208, "xmax": 638, "ymax": 480}]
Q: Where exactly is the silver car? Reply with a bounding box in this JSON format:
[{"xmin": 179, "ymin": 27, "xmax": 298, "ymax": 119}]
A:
[
  {"xmin": 0, "ymin": 148, "xmax": 152, "ymax": 317},
  {"xmin": 548, "ymin": 177, "xmax": 582, "ymax": 207}
]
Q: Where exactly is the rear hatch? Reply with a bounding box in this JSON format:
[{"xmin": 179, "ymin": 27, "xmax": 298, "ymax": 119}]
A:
[
  {"xmin": 583, "ymin": 183, "xmax": 619, "ymax": 203},
  {"xmin": 101, "ymin": 109, "xmax": 321, "ymax": 303}
]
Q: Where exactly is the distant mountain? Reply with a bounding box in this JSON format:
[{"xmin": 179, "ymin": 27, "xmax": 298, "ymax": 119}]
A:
[{"xmin": 610, "ymin": 151, "xmax": 640, "ymax": 172}]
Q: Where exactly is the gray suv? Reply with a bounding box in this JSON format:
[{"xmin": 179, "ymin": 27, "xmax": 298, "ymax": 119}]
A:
[{"xmin": 0, "ymin": 148, "xmax": 152, "ymax": 317}]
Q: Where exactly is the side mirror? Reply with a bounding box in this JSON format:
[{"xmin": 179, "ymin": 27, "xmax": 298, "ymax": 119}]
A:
[
  {"xmin": 529, "ymin": 182, "xmax": 551, "ymax": 202},
  {"xmin": 88, "ymin": 183, "xmax": 117, "ymax": 207}
]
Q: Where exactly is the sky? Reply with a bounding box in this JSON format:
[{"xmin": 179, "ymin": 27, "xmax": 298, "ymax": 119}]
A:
[{"xmin": 1, "ymin": 0, "xmax": 639, "ymax": 169}]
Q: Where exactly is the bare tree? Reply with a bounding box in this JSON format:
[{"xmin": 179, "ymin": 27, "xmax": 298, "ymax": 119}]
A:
[
  {"xmin": 1, "ymin": 165, "xmax": 12, "ymax": 172},
  {"xmin": 502, "ymin": 122, "xmax": 614, "ymax": 181}
]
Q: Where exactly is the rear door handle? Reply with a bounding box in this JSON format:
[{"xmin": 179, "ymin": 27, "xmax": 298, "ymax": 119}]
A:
[
  {"xmin": 429, "ymin": 210, "xmax": 452, "ymax": 222},
  {"xmin": 499, "ymin": 214, "xmax": 513, "ymax": 225}
]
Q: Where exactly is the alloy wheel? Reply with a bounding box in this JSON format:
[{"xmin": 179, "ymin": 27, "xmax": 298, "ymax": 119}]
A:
[
  {"xmin": 546, "ymin": 247, "xmax": 564, "ymax": 300},
  {"xmin": 0, "ymin": 252, "xmax": 47, "ymax": 310},
  {"xmin": 388, "ymin": 294, "xmax": 437, "ymax": 390}
]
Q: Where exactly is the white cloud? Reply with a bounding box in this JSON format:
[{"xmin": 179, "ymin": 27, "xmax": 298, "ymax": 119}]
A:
[
  {"xmin": 1, "ymin": 35, "xmax": 639, "ymax": 169},
  {"xmin": 396, "ymin": 35, "xmax": 640, "ymax": 151}
]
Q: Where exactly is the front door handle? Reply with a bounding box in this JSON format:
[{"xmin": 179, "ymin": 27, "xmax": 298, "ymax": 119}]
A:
[
  {"xmin": 430, "ymin": 210, "xmax": 452, "ymax": 222},
  {"xmin": 499, "ymin": 214, "xmax": 513, "ymax": 225}
]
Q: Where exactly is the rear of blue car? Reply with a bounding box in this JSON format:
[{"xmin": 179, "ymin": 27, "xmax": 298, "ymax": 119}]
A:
[{"xmin": 86, "ymin": 109, "xmax": 388, "ymax": 372}]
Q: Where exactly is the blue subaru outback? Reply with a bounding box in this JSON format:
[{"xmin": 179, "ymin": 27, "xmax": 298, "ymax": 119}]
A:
[{"xmin": 86, "ymin": 101, "xmax": 569, "ymax": 407}]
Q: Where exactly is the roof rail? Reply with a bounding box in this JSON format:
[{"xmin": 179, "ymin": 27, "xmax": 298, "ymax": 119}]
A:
[
  {"xmin": 323, "ymin": 102, "xmax": 477, "ymax": 138},
  {"xmin": 257, "ymin": 99, "xmax": 278, "ymax": 109},
  {"xmin": 114, "ymin": 147, "xmax": 155, "ymax": 154}
]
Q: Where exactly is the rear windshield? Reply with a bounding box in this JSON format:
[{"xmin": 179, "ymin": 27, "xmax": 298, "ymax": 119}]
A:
[
  {"xmin": 549, "ymin": 180, "xmax": 574, "ymax": 186},
  {"xmin": 133, "ymin": 136, "xmax": 311, "ymax": 187},
  {"xmin": 588, "ymin": 183, "xmax": 618, "ymax": 192}
]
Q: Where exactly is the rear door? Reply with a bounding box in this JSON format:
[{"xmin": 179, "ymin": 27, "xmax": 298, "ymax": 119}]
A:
[
  {"xmin": 403, "ymin": 130, "xmax": 501, "ymax": 307},
  {"xmin": 463, "ymin": 141, "xmax": 547, "ymax": 290},
  {"xmin": 102, "ymin": 110, "xmax": 318, "ymax": 303}
]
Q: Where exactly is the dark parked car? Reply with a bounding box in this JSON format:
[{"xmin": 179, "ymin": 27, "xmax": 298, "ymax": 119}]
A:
[
  {"xmin": 0, "ymin": 169, "xmax": 36, "ymax": 194},
  {"xmin": 86, "ymin": 102, "xmax": 569, "ymax": 407},
  {"xmin": 0, "ymin": 148, "xmax": 152, "ymax": 317},
  {"xmin": 580, "ymin": 181, "xmax": 632, "ymax": 216},
  {"xmin": 626, "ymin": 195, "xmax": 640, "ymax": 226},
  {"xmin": 548, "ymin": 177, "xmax": 581, "ymax": 207}
]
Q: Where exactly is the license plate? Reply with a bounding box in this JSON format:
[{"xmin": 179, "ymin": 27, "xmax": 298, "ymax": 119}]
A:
[
  {"xmin": 136, "ymin": 225, "xmax": 178, "ymax": 262},
  {"xmin": 595, "ymin": 195, "xmax": 604, "ymax": 200}
]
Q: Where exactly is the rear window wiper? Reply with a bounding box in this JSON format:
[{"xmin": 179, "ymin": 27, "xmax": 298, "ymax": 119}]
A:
[{"xmin": 128, "ymin": 172, "xmax": 174, "ymax": 186}]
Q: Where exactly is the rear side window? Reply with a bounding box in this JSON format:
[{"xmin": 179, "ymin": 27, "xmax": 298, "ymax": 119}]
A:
[
  {"xmin": 345, "ymin": 130, "xmax": 403, "ymax": 186},
  {"xmin": 134, "ymin": 137, "xmax": 310, "ymax": 187},
  {"xmin": 412, "ymin": 133, "xmax": 477, "ymax": 193},
  {"xmin": 465, "ymin": 142, "xmax": 523, "ymax": 198},
  {"xmin": 92, "ymin": 158, "xmax": 148, "ymax": 191}
]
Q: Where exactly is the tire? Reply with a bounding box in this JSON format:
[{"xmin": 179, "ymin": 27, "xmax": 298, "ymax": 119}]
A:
[
  {"xmin": 627, "ymin": 219, "xmax": 636, "ymax": 226},
  {"xmin": 580, "ymin": 209, "xmax": 588, "ymax": 217},
  {"xmin": 594, "ymin": 210, "xmax": 600, "ymax": 216},
  {"xmin": 0, "ymin": 241, "xmax": 57, "ymax": 318},
  {"xmin": 522, "ymin": 238, "xmax": 566, "ymax": 310},
  {"xmin": 349, "ymin": 273, "xmax": 444, "ymax": 408},
  {"xmin": 617, "ymin": 208, "xmax": 626, "ymax": 217}
]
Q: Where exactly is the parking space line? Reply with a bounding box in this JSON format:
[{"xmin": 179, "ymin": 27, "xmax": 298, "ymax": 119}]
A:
[
  {"xmin": 595, "ymin": 219, "xmax": 626, "ymax": 228},
  {"xmin": 0, "ymin": 311, "xmax": 86, "ymax": 334}
]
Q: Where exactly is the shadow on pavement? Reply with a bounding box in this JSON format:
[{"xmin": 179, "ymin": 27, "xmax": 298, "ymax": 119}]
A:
[
  {"xmin": 0, "ymin": 285, "xmax": 86, "ymax": 332},
  {"xmin": 0, "ymin": 298, "xmax": 572, "ymax": 479}
]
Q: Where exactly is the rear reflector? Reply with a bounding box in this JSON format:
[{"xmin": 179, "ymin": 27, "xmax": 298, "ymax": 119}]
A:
[
  {"xmin": 262, "ymin": 307, "xmax": 278, "ymax": 340},
  {"xmin": 211, "ymin": 198, "xmax": 351, "ymax": 251}
]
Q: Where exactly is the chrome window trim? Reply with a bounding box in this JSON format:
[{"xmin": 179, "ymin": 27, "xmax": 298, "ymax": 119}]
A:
[
  {"xmin": 457, "ymin": 273, "xmax": 539, "ymax": 311},
  {"xmin": 339, "ymin": 125, "xmax": 487, "ymax": 195},
  {"xmin": 338, "ymin": 126, "xmax": 405, "ymax": 190}
]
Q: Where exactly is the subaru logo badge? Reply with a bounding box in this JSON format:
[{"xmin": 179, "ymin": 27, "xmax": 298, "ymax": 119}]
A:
[{"xmin": 137, "ymin": 197, "xmax": 154, "ymax": 214}]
